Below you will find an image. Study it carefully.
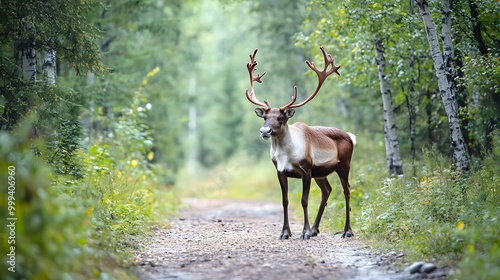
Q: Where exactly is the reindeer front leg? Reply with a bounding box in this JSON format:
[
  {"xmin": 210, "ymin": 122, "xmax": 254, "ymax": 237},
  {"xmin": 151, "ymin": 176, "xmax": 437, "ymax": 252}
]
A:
[
  {"xmin": 277, "ymin": 171, "xmax": 291, "ymax": 239},
  {"xmin": 300, "ymin": 171, "xmax": 313, "ymax": 239}
]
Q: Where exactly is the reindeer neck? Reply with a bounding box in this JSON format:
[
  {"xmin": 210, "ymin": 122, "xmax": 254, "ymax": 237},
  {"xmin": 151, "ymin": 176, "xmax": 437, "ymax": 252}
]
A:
[{"xmin": 271, "ymin": 124, "xmax": 293, "ymax": 147}]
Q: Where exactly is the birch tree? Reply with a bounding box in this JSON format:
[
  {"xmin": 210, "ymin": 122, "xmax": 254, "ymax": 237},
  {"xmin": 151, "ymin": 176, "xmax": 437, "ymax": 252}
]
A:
[
  {"xmin": 43, "ymin": 47, "xmax": 56, "ymax": 84},
  {"xmin": 414, "ymin": 0, "xmax": 470, "ymax": 171},
  {"xmin": 22, "ymin": 43, "xmax": 37, "ymax": 82},
  {"xmin": 375, "ymin": 38, "xmax": 404, "ymax": 175}
]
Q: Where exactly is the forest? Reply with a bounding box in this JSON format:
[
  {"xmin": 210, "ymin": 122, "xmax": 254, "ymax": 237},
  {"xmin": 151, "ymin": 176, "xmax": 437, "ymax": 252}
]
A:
[{"xmin": 0, "ymin": 0, "xmax": 499, "ymax": 279}]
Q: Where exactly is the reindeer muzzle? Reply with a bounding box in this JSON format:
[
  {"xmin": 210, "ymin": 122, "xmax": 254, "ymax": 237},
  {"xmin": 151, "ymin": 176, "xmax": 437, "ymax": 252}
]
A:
[{"xmin": 259, "ymin": 126, "xmax": 272, "ymax": 140}]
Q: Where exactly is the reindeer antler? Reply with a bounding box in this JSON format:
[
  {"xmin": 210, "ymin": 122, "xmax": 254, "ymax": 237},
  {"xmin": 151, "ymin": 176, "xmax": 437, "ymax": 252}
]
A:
[
  {"xmin": 280, "ymin": 46, "xmax": 341, "ymax": 110},
  {"xmin": 245, "ymin": 49, "xmax": 271, "ymax": 109}
]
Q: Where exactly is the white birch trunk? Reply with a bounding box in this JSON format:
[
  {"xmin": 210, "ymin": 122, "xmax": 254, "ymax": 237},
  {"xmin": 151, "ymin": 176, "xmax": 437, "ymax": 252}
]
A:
[
  {"xmin": 43, "ymin": 47, "xmax": 56, "ymax": 84},
  {"xmin": 441, "ymin": 0, "xmax": 459, "ymax": 109},
  {"xmin": 383, "ymin": 123, "xmax": 392, "ymax": 173},
  {"xmin": 375, "ymin": 38, "xmax": 404, "ymax": 175},
  {"xmin": 441, "ymin": 0, "xmax": 454, "ymax": 79},
  {"xmin": 22, "ymin": 45, "xmax": 37, "ymax": 82},
  {"xmin": 415, "ymin": 0, "xmax": 469, "ymax": 172}
]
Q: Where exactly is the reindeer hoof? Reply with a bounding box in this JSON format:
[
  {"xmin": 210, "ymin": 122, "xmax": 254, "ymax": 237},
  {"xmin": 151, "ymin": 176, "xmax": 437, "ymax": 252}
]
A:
[
  {"xmin": 311, "ymin": 227, "xmax": 320, "ymax": 237},
  {"xmin": 280, "ymin": 233, "xmax": 290, "ymax": 240},
  {"xmin": 341, "ymin": 230, "xmax": 354, "ymax": 238},
  {"xmin": 300, "ymin": 234, "xmax": 311, "ymax": 240}
]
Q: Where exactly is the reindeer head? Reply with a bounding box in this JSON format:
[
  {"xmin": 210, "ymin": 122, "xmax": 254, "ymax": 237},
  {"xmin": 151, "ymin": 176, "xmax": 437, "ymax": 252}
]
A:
[
  {"xmin": 254, "ymin": 107, "xmax": 295, "ymax": 140},
  {"xmin": 245, "ymin": 47, "xmax": 341, "ymax": 140}
]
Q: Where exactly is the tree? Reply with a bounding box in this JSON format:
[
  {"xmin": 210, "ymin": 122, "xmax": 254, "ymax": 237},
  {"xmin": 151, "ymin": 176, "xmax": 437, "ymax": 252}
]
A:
[
  {"xmin": 42, "ymin": 47, "xmax": 56, "ymax": 84},
  {"xmin": 375, "ymin": 38, "xmax": 404, "ymax": 175},
  {"xmin": 414, "ymin": 0, "xmax": 470, "ymax": 171}
]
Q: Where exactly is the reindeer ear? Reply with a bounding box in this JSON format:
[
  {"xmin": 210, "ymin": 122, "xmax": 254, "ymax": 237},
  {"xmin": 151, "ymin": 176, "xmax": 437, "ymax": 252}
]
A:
[
  {"xmin": 255, "ymin": 108, "xmax": 267, "ymax": 118},
  {"xmin": 284, "ymin": 109, "xmax": 295, "ymax": 119}
]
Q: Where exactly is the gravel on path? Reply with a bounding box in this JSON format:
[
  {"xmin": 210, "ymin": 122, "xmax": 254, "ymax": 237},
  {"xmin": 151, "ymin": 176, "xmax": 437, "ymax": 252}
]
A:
[{"xmin": 134, "ymin": 198, "xmax": 410, "ymax": 280}]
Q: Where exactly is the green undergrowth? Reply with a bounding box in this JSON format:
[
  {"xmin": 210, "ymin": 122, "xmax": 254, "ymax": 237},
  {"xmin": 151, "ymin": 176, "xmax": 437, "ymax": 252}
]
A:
[
  {"xmin": 354, "ymin": 140, "xmax": 500, "ymax": 279},
  {"xmin": 0, "ymin": 109, "xmax": 177, "ymax": 279}
]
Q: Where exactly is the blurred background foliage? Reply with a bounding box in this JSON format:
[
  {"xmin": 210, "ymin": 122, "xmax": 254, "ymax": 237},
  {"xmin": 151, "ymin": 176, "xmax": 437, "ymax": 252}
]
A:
[{"xmin": 0, "ymin": 0, "xmax": 499, "ymax": 279}]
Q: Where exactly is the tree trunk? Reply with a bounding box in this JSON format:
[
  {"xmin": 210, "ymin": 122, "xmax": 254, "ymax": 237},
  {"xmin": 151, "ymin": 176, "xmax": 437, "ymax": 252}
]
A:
[
  {"xmin": 415, "ymin": 0, "xmax": 469, "ymax": 172},
  {"xmin": 383, "ymin": 123, "xmax": 392, "ymax": 173},
  {"xmin": 441, "ymin": 0, "xmax": 459, "ymax": 114},
  {"xmin": 22, "ymin": 43, "xmax": 37, "ymax": 82},
  {"xmin": 374, "ymin": 38, "xmax": 404, "ymax": 175},
  {"xmin": 468, "ymin": 0, "xmax": 488, "ymax": 56},
  {"xmin": 43, "ymin": 47, "xmax": 56, "ymax": 84}
]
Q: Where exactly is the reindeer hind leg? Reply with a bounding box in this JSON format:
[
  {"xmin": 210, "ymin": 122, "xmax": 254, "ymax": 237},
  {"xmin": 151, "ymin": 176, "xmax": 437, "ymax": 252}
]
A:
[
  {"xmin": 311, "ymin": 178, "xmax": 332, "ymax": 237},
  {"xmin": 338, "ymin": 167, "xmax": 353, "ymax": 238}
]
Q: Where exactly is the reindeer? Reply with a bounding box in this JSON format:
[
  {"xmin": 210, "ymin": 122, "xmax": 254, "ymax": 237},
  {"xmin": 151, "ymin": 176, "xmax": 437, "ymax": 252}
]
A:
[{"xmin": 245, "ymin": 46, "xmax": 356, "ymax": 239}]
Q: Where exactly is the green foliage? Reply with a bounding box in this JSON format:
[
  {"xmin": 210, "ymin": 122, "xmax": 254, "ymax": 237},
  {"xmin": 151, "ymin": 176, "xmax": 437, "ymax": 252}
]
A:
[
  {"xmin": 0, "ymin": 79, "xmax": 86, "ymax": 178},
  {"xmin": 461, "ymin": 54, "xmax": 500, "ymax": 95},
  {"xmin": 0, "ymin": 0, "xmax": 103, "ymax": 80},
  {"xmin": 44, "ymin": 110, "xmax": 85, "ymax": 178}
]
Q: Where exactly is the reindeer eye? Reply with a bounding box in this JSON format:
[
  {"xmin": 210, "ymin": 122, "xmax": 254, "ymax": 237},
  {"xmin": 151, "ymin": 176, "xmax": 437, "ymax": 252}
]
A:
[{"xmin": 277, "ymin": 117, "xmax": 284, "ymax": 123}]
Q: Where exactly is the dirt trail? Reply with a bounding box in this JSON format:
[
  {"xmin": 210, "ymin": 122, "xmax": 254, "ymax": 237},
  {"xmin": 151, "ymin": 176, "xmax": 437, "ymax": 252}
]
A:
[{"xmin": 134, "ymin": 198, "xmax": 408, "ymax": 280}]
